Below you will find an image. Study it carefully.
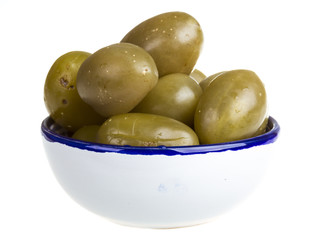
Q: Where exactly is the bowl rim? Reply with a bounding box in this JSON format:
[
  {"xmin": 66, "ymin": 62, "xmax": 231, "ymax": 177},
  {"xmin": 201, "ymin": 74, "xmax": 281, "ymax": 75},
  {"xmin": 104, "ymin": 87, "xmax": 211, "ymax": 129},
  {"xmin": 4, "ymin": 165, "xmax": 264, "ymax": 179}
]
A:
[{"xmin": 41, "ymin": 116, "xmax": 280, "ymax": 155}]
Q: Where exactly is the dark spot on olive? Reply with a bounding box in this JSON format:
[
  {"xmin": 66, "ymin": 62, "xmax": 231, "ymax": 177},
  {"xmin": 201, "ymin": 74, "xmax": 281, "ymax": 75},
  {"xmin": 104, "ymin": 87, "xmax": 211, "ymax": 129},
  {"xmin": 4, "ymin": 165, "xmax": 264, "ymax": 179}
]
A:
[
  {"xmin": 60, "ymin": 77, "xmax": 69, "ymax": 88},
  {"xmin": 69, "ymin": 85, "xmax": 75, "ymax": 90},
  {"xmin": 62, "ymin": 99, "xmax": 68, "ymax": 104}
]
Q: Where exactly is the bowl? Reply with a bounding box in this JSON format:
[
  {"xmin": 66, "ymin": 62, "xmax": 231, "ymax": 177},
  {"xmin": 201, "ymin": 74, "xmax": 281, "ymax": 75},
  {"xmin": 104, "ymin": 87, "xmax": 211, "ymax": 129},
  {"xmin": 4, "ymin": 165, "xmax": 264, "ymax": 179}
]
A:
[{"xmin": 41, "ymin": 116, "xmax": 280, "ymax": 228}]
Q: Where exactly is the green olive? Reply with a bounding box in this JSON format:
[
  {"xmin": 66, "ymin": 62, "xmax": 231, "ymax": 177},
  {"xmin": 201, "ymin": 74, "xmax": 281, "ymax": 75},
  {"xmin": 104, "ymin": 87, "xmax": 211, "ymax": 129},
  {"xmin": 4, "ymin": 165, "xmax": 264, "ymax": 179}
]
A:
[
  {"xmin": 121, "ymin": 11, "xmax": 203, "ymax": 77},
  {"xmin": 133, "ymin": 73, "xmax": 202, "ymax": 127},
  {"xmin": 253, "ymin": 117, "xmax": 269, "ymax": 137},
  {"xmin": 199, "ymin": 71, "xmax": 226, "ymax": 91},
  {"xmin": 72, "ymin": 125, "xmax": 100, "ymax": 142},
  {"xmin": 190, "ymin": 69, "xmax": 206, "ymax": 83},
  {"xmin": 97, "ymin": 113, "xmax": 199, "ymax": 146},
  {"xmin": 44, "ymin": 51, "xmax": 104, "ymax": 132},
  {"xmin": 194, "ymin": 69, "xmax": 268, "ymax": 144},
  {"xmin": 76, "ymin": 43, "xmax": 158, "ymax": 118}
]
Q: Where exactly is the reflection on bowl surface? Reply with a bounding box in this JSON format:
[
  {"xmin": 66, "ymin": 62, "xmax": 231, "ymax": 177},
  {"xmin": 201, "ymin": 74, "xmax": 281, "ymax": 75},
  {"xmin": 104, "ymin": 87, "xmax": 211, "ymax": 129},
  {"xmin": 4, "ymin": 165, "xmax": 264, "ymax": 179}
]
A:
[{"xmin": 41, "ymin": 116, "xmax": 280, "ymax": 228}]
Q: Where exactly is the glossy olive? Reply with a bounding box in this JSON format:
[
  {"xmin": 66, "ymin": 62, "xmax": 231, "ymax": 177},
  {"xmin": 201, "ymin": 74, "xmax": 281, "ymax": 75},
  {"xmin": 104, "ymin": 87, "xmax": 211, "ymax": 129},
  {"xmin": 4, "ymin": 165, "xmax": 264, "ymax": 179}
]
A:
[
  {"xmin": 199, "ymin": 71, "xmax": 226, "ymax": 91},
  {"xmin": 121, "ymin": 11, "xmax": 203, "ymax": 77},
  {"xmin": 76, "ymin": 43, "xmax": 158, "ymax": 118},
  {"xmin": 253, "ymin": 117, "xmax": 269, "ymax": 137},
  {"xmin": 190, "ymin": 69, "xmax": 206, "ymax": 83},
  {"xmin": 133, "ymin": 73, "xmax": 202, "ymax": 127},
  {"xmin": 97, "ymin": 113, "xmax": 199, "ymax": 146},
  {"xmin": 194, "ymin": 69, "xmax": 268, "ymax": 144},
  {"xmin": 44, "ymin": 51, "xmax": 104, "ymax": 132},
  {"xmin": 72, "ymin": 125, "xmax": 100, "ymax": 142}
]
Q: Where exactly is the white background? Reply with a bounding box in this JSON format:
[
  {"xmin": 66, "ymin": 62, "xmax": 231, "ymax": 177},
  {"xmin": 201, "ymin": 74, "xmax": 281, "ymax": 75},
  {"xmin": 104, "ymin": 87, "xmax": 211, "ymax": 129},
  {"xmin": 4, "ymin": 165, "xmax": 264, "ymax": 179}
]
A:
[{"xmin": 0, "ymin": 0, "xmax": 308, "ymax": 239}]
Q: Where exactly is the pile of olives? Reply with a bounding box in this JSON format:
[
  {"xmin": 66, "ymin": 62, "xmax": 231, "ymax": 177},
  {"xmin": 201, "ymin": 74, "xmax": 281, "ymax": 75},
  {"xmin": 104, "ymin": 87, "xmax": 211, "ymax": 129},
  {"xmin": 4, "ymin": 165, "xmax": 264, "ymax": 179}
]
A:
[{"xmin": 44, "ymin": 11, "xmax": 268, "ymax": 146}]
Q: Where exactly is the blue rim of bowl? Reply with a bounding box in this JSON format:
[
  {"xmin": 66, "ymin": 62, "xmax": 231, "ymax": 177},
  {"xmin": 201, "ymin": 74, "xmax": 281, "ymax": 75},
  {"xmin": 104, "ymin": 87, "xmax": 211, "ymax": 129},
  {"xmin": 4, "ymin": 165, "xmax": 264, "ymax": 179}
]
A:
[{"xmin": 41, "ymin": 116, "xmax": 280, "ymax": 155}]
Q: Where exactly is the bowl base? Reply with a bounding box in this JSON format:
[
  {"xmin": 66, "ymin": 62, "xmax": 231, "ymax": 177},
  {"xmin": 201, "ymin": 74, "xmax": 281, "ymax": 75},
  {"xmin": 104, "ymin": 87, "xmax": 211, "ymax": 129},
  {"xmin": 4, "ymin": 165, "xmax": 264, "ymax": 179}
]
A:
[{"xmin": 107, "ymin": 217, "xmax": 217, "ymax": 229}]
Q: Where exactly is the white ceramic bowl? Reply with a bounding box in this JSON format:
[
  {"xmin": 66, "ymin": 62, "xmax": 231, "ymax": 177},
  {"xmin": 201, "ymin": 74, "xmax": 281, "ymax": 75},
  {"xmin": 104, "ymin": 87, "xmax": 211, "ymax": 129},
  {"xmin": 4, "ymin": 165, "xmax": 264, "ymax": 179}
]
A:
[{"xmin": 41, "ymin": 116, "xmax": 280, "ymax": 228}]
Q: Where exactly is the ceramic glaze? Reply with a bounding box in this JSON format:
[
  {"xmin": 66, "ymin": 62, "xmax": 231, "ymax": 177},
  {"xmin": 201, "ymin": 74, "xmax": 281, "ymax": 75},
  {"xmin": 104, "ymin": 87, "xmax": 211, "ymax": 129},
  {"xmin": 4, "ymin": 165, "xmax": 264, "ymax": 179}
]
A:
[{"xmin": 41, "ymin": 116, "xmax": 280, "ymax": 228}]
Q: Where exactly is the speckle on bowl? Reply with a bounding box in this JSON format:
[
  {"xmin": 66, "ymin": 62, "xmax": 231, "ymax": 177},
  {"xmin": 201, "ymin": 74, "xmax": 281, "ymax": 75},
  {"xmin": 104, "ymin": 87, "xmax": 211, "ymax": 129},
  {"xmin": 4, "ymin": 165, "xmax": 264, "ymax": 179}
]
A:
[{"xmin": 41, "ymin": 116, "xmax": 280, "ymax": 228}]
